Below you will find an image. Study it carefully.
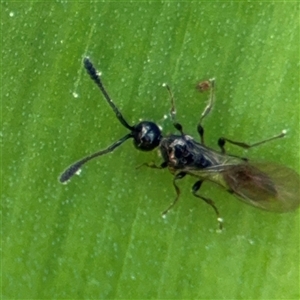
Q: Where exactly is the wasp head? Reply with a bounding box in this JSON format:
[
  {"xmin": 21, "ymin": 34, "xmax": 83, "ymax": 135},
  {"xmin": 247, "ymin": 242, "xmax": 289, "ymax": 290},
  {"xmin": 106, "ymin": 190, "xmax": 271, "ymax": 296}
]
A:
[{"xmin": 132, "ymin": 121, "xmax": 162, "ymax": 151}]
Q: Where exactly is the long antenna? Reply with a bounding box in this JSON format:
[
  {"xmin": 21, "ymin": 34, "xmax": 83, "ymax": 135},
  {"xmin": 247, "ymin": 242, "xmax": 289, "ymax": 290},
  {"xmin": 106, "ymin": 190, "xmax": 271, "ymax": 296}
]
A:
[
  {"xmin": 59, "ymin": 58, "xmax": 136, "ymax": 183},
  {"xmin": 59, "ymin": 133, "xmax": 132, "ymax": 183},
  {"xmin": 83, "ymin": 57, "xmax": 133, "ymax": 130}
]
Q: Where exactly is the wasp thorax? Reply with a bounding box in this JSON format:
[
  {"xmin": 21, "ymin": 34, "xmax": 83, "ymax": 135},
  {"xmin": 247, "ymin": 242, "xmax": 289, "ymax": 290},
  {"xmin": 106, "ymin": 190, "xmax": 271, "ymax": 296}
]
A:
[{"xmin": 132, "ymin": 121, "xmax": 162, "ymax": 151}]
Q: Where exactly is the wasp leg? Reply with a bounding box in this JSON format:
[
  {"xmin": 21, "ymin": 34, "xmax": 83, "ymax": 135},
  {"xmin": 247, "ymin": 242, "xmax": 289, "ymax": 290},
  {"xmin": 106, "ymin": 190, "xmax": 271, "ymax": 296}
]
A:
[
  {"xmin": 197, "ymin": 124, "xmax": 205, "ymax": 145},
  {"xmin": 162, "ymin": 172, "xmax": 186, "ymax": 216},
  {"xmin": 197, "ymin": 78, "xmax": 215, "ymax": 144},
  {"xmin": 192, "ymin": 180, "xmax": 223, "ymax": 230},
  {"xmin": 218, "ymin": 130, "xmax": 286, "ymax": 154},
  {"xmin": 163, "ymin": 84, "xmax": 184, "ymax": 135},
  {"xmin": 136, "ymin": 161, "xmax": 168, "ymax": 170}
]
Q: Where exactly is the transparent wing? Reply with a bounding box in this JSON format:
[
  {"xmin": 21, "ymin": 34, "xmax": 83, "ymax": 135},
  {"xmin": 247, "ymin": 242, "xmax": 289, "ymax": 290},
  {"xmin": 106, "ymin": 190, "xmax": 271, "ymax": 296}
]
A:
[
  {"xmin": 185, "ymin": 161, "xmax": 299, "ymax": 212},
  {"xmin": 221, "ymin": 162, "xmax": 300, "ymax": 212}
]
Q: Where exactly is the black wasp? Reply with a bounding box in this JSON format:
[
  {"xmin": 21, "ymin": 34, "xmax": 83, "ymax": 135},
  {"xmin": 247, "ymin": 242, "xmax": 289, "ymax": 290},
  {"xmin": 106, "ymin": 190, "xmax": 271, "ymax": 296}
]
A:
[{"xmin": 60, "ymin": 58, "xmax": 300, "ymax": 229}]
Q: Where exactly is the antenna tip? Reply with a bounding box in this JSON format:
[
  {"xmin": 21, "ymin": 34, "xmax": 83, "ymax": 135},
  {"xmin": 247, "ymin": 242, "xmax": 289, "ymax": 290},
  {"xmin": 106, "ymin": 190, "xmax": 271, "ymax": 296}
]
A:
[
  {"xmin": 59, "ymin": 162, "xmax": 82, "ymax": 183},
  {"xmin": 83, "ymin": 57, "xmax": 93, "ymax": 70}
]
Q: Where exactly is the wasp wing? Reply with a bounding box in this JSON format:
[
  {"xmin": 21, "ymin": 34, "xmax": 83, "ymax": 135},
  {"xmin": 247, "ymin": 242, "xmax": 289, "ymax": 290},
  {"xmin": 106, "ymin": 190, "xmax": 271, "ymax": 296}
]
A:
[{"xmin": 186, "ymin": 161, "xmax": 299, "ymax": 213}]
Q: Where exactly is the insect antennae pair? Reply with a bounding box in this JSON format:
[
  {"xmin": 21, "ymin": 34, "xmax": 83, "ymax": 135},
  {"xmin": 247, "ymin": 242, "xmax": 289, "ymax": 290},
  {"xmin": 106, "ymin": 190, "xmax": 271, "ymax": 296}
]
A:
[{"xmin": 59, "ymin": 58, "xmax": 162, "ymax": 183}]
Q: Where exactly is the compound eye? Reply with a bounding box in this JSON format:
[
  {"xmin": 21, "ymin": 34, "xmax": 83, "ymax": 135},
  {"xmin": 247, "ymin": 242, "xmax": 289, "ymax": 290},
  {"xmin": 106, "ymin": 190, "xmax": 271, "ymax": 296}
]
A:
[{"xmin": 133, "ymin": 121, "xmax": 162, "ymax": 151}]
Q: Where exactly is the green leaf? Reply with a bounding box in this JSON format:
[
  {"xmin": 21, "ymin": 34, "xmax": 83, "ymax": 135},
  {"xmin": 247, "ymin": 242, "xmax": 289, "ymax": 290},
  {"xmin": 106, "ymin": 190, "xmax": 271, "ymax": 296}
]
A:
[{"xmin": 3, "ymin": 2, "xmax": 299, "ymax": 299}]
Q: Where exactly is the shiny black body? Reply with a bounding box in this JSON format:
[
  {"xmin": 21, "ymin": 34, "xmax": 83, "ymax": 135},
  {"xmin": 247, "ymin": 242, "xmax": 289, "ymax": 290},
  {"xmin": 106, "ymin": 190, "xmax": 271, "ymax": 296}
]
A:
[
  {"xmin": 60, "ymin": 58, "xmax": 300, "ymax": 229},
  {"xmin": 160, "ymin": 134, "xmax": 221, "ymax": 171}
]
